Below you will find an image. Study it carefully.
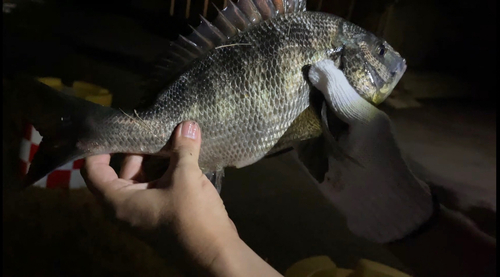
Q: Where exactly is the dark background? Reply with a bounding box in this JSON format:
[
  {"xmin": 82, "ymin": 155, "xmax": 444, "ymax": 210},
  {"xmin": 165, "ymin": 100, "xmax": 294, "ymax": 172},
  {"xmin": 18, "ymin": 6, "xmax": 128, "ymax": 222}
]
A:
[
  {"xmin": 3, "ymin": 0, "xmax": 497, "ymax": 276},
  {"xmin": 3, "ymin": 0, "xmax": 497, "ymax": 104}
]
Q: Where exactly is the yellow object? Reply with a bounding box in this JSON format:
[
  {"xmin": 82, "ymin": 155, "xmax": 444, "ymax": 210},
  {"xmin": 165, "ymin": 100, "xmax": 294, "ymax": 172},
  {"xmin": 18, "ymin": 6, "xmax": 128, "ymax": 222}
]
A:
[
  {"xmin": 350, "ymin": 260, "xmax": 410, "ymax": 277},
  {"xmin": 37, "ymin": 77, "xmax": 64, "ymax": 92},
  {"xmin": 85, "ymin": 93, "xmax": 113, "ymax": 107},
  {"xmin": 286, "ymin": 257, "xmax": 410, "ymax": 277},
  {"xmin": 36, "ymin": 78, "xmax": 112, "ymax": 107},
  {"xmin": 73, "ymin": 81, "xmax": 102, "ymax": 97},
  {"xmin": 336, "ymin": 269, "xmax": 355, "ymax": 277},
  {"xmin": 285, "ymin": 256, "xmax": 337, "ymax": 277}
]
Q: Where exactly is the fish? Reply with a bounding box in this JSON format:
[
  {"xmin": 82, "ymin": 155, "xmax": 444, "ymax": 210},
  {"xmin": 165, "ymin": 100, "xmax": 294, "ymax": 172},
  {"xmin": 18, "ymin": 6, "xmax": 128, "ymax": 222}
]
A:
[{"xmin": 15, "ymin": 0, "xmax": 407, "ymax": 190}]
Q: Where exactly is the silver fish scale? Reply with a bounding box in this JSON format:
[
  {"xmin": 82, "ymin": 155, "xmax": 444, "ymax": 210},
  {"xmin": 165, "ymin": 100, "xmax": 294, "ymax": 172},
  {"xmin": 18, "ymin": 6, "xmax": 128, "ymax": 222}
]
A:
[{"xmin": 86, "ymin": 12, "xmax": 343, "ymax": 173}]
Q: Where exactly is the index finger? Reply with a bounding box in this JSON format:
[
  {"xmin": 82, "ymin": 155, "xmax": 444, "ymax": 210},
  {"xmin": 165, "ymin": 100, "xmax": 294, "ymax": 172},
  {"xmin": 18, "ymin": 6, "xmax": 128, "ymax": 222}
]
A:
[
  {"xmin": 81, "ymin": 154, "xmax": 119, "ymax": 194},
  {"xmin": 119, "ymin": 155, "xmax": 144, "ymax": 180}
]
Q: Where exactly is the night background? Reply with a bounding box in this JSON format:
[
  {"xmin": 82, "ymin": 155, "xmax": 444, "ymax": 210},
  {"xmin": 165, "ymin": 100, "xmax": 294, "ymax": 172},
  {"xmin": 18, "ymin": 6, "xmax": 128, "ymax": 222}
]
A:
[{"xmin": 3, "ymin": 0, "xmax": 496, "ymax": 276}]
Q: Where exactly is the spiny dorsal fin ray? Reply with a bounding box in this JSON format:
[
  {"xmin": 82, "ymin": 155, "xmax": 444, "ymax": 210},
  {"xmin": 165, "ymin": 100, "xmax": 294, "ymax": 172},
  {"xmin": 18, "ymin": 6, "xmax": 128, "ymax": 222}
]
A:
[
  {"xmin": 272, "ymin": 0, "xmax": 286, "ymax": 14},
  {"xmin": 143, "ymin": 0, "xmax": 308, "ymax": 99},
  {"xmin": 187, "ymin": 24, "xmax": 214, "ymax": 51},
  {"xmin": 176, "ymin": 35, "xmax": 204, "ymax": 56},
  {"xmin": 236, "ymin": 0, "xmax": 263, "ymax": 24},
  {"xmin": 224, "ymin": 1, "xmax": 252, "ymax": 31},
  {"xmin": 170, "ymin": 41, "xmax": 198, "ymax": 60},
  {"xmin": 198, "ymin": 15, "xmax": 228, "ymax": 44},
  {"xmin": 253, "ymin": 0, "xmax": 278, "ymax": 20},
  {"xmin": 212, "ymin": 3, "xmax": 239, "ymax": 38}
]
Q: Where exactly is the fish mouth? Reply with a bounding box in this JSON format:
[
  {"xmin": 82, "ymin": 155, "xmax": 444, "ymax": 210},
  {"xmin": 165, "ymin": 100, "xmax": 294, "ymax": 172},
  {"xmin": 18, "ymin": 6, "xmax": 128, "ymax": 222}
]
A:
[{"xmin": 372, "ymin": 59, "xmax": 407, "ymax": 104}]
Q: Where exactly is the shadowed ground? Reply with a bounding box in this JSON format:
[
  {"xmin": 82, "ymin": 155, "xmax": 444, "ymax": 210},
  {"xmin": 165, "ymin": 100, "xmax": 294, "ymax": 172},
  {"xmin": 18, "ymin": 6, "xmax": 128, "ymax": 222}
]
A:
[{"xmin": 3, "ymin": 98, "xmax": 496, "ymax": 276}]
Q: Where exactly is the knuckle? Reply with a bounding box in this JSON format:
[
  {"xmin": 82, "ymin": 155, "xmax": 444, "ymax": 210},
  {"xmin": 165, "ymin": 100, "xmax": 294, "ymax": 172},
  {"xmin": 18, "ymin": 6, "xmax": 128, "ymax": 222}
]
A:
[{"xmin": 171, "ymin": 145, "xmax": 197, "ymax": 157}]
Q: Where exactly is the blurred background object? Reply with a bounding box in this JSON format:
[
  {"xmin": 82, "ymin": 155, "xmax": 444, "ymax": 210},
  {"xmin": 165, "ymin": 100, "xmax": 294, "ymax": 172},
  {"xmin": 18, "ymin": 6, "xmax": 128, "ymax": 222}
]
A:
[{"xmin": 3, "ymin": 0, "xmax": 496, "ymax": 276}]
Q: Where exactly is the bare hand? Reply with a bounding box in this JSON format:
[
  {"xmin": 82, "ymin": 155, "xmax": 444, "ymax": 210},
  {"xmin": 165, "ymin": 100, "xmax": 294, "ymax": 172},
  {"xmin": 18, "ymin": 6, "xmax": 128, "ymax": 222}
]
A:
[{"xmin": 81, "ymin": 121, "xmax": 238, "ymax": 269}]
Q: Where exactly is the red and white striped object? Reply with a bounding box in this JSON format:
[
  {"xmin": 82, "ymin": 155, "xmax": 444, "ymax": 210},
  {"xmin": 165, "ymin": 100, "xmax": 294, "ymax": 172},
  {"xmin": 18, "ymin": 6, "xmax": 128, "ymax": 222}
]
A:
[{"xmin": 19, "ymin": 124, "xmax": 86, "ymax": 189}]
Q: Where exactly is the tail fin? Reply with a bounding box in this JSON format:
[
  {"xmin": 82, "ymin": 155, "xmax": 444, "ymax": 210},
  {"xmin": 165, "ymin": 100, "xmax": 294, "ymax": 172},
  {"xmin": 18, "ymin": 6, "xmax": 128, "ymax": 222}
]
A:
[{"xmin": 11, "ymin": 76, "xmax": 110, "ymax": 188}]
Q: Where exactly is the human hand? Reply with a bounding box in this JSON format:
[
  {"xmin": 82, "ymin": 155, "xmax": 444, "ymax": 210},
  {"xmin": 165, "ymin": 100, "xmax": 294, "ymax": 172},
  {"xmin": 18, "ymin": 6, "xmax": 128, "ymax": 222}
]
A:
[
  {"xmin": 82, "ymin": 121, "xmax": 282, "ymax": 277},
  {"xmin": 81, "ymin": 121, "xmax": 238, "ymax": 269}
]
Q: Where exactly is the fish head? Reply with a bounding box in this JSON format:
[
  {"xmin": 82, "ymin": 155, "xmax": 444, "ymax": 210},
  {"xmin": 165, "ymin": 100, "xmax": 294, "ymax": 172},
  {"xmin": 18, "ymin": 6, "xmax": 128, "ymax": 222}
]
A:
[{"xmin": 333, "ymin": 23, "xmax": 407, "ymax": 105}]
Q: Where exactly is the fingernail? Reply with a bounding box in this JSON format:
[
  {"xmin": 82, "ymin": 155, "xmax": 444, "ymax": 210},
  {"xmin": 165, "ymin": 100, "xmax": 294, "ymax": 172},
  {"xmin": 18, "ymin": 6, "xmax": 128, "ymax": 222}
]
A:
[{"xmin": 181, "ymin": 121, "xmax": 198, "ymax": 140}]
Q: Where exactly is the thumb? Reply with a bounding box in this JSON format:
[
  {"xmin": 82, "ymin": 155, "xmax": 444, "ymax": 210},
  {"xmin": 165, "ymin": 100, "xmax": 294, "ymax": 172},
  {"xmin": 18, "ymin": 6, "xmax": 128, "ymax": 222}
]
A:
[{"xmin": 168, "ymin": 121, "xmax": 202, "ymax": 171}]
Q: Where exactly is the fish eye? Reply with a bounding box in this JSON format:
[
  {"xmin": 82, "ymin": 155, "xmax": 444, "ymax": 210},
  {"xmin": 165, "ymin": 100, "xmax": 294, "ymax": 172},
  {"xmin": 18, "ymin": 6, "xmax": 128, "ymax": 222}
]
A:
[{"xmin": 377, "ymin": 44, "xmax": 386, "ymax": 56}]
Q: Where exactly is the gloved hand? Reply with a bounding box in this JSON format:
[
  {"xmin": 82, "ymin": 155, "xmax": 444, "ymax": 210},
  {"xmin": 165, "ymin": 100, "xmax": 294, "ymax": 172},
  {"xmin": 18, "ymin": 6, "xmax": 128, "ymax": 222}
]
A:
[{"xmin": 303, "ymin": 60, "xmax": 434, "ymax": 243}]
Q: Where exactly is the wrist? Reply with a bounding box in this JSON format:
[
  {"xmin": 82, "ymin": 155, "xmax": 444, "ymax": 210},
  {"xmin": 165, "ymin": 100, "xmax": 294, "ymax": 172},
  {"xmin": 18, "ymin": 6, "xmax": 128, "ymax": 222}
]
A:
[
  {"xmin": 205, "ymin": 236, "xmax": 247, "ymax": 276},
  {"xmin": 206, "ymin": 236, "xmax": 283, "ymax": 277},
  {"xmin": 175, "ymin": 225, "xmax": 242, "ymax": 273}
]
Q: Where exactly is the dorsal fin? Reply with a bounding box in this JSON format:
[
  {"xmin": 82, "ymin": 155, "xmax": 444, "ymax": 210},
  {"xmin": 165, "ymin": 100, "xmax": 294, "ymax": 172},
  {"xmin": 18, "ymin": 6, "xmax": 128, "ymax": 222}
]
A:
[
  {"xmin": 223, "ymin": 1, "xmax": 252, "ymax": 31},
  {"xmin": 236, "ymin": 0, "xmax": 263, "ymax": 24},
  {"xmin": 197, "ymin": 15, "xmax": 228, "ymax": 44},
  {"xmin": 142, "ymin": 0, "xmax": 308, "ymax": 102},
  {"xmin": 253, "ymin": 0, "xmax": 278, "ymax": 20},
  {"xmin": 212, "ymin": 4, "xmax": 239, "ymax": 37}
]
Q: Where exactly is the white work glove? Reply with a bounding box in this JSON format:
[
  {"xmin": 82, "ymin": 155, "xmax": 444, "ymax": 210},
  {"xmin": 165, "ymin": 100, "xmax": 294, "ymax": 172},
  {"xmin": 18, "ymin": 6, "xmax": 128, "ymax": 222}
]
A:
[{"xmin": 304, "ymin": 60, "xmax": 434, "ymax": 244}]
